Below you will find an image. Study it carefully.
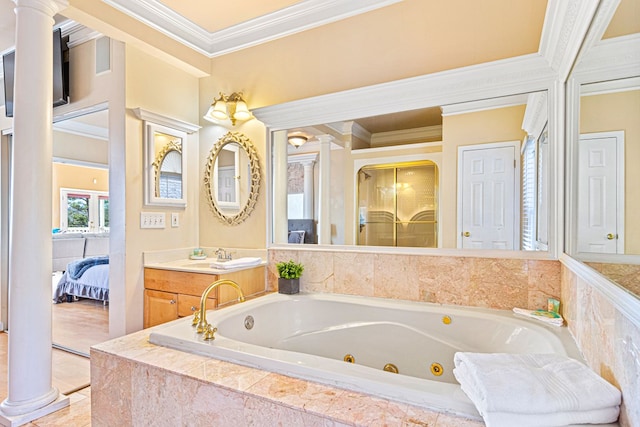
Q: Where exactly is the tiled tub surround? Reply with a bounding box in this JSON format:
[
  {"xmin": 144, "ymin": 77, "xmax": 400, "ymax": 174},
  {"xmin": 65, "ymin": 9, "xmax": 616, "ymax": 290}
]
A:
[
  {"xmin": 148, "ymin": 292, "xmax": 582, "ymax": 420},
  {"xmin": 268, "ymin": 248, "xmax": 562, "ymax": 311},
  {"xmin": 561, "ymin": 257, "xmax": 640, "ymax": 427},
  {"xmin": 91, "ymin": 327, "xmax": 486, "ymax": 426}
]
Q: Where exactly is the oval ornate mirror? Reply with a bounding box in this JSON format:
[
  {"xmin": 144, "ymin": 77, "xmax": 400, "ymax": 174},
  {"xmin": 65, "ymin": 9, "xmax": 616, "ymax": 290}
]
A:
[
  {"xmin": 204, "ymin": 132, "xmax": 261, "ymax": 225},
  {"xmin": 153, "ymin": 138, "xmax": 182, "ymax": 199}
]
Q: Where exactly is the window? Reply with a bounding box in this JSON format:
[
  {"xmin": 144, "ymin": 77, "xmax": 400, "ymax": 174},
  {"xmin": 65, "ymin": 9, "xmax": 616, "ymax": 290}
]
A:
[
  {"xmin": 521, "ymin": 124, "xmax": 548, "ymax": 251},
  {"xmin": 60, "ymin": 188, "xmax": 109, "ymax": 232}
]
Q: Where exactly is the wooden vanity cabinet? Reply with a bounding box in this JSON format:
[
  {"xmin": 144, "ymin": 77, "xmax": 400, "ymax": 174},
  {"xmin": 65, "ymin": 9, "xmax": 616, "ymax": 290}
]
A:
[{"xmin": 143, "ymin": 266, "xmax": 265, "ymax": 328}]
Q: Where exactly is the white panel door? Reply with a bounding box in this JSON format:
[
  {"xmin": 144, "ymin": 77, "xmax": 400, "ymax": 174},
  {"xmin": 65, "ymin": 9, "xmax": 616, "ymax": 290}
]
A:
[
  {"xmin": 577, "ymin": 134, "xmax": 622, "ymax": 253},
  {"xmin": 460, "ymin": 145, "xmax": 517, "ymax": 249}
]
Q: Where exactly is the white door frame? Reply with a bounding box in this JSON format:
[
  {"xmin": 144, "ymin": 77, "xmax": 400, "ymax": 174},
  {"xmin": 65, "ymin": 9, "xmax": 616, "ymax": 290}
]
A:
[
  {"xmin": 577, "ymin": 131, "xmax": 625, "ymax": 254},
  {"xmin": 457, "ymin": 141, "xmax": 521, "ymax": 249}
]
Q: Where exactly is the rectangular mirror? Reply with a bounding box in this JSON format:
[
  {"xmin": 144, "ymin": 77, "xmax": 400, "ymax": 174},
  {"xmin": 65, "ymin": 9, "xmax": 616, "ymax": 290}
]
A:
[
  {"xmin": 144, "ymin": 122, "xmax": 187, "ymax": 207},
  {"xmin": 271, "ymin": 91, "xmax": 550, "ymax": 252},
  {"xmin": 568, "ymin": 77, "xmax": 640, "ymax": 298}
]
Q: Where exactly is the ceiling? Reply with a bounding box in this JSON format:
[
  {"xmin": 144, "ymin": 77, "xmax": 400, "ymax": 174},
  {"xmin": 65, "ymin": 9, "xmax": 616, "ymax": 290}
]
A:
[{"xmin": 1, "ymin": 0, "xmax": 638, "ymax": 136}]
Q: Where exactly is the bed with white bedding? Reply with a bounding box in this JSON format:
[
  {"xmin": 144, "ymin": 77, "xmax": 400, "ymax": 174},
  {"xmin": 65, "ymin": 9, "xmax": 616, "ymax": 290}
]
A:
[{"xmin": 53, "ymin": 256, "xmax": 109, "ymax": 303}]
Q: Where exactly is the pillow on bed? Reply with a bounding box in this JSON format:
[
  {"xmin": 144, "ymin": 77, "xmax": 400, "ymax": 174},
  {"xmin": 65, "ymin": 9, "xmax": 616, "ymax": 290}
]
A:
[{"xmin": 288, "ymin": 230, "xmax": 305, "ymax": 244}]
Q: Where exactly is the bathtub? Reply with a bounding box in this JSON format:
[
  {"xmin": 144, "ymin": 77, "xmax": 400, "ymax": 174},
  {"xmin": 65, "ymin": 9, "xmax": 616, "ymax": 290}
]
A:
[{"xmin": 149, "ymin": 292, "xmax": 582, "ymax": 419}]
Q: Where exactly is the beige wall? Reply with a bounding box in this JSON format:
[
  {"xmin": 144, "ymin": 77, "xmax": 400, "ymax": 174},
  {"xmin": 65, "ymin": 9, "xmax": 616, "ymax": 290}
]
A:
[
  {"xmin": 52, "ymin": 163, "xmax": 109, "ymax": 229},
  {"xmin": 580, "ymin": 89, "xmax": 640, "ymax": 254},
  {"xmin": 125, "ymin": 44, "xmax": 201, "ymax": 331},
  {"xmin": 197, "ymin": 105, "xmax": 267, "ymax": 249},
  {"xmin": 441, "ymin": 105, "xmax": 527, "ymax": 248}
]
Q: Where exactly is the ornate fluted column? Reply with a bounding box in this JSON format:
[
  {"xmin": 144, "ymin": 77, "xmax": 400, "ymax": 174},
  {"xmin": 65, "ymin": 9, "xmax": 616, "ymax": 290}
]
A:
[
  {"xmin": 0, "ymin": 0, "xmax": 70, "ymax": 423},
  {"xmin": 317, "ymin": 135, "xmax": 332, "ymax": 244}
]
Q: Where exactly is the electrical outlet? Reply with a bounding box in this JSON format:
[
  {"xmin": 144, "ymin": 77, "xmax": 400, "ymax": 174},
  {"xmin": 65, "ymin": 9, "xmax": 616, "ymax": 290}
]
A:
[
  {"xmin": 171, "ymin": 212, "xmax": 179, "ymax": 228},
  {"xmin": 140, "ymin": 212, "xmax": 166, "ymax": 229}
]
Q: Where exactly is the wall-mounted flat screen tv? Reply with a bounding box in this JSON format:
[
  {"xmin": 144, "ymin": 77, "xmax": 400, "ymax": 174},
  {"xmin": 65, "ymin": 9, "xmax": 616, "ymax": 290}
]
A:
[{"xmin": 3, "ymin": 28, "xmax": 69, "ymax": 118}]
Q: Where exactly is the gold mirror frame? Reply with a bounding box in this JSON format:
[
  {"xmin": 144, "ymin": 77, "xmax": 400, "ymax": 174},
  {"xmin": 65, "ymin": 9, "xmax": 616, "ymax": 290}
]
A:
[
  {"xmin": 152, "ymin": 140, "xmax": 182, "ymax": 197},
  {"xmin": 204, "ymin": 132, "xmax": 261, "ymax": 225}
]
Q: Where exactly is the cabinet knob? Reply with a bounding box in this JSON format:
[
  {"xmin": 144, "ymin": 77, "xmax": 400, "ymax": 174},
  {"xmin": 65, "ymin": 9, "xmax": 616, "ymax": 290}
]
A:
[
  {"xmin": 190, "ymin": 306, "xmax": 197, "ymax": 312},
  {"xmin": 169, "ymin": 299, "xmax": 176, "ymax": 304}
]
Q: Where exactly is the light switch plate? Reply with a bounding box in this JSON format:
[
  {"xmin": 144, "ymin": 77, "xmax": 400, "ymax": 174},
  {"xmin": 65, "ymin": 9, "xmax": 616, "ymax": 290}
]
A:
[
  {"xmin": 140, "ymin": 212, "xmax": 166, "ymax": 229},
  {"xmin": 171, "ymin": 212, "xmax": 179, "ymax": 227}
]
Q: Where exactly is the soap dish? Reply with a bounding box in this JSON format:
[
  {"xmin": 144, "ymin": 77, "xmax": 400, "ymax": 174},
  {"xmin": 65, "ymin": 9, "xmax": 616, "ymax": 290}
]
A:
[{"xmin": 189, "ymin": 255, "xmax": 207, "ymax": 260}]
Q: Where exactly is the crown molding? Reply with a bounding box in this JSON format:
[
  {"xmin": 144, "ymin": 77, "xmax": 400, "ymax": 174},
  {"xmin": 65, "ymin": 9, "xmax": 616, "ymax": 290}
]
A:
[
  {"xmin": 573, "ymin": 33, "xmax": 640, "ymax": 83},
  {"xmin": 538, "ymin": 0, "xmax": 599, "ymax": 81},
  {"xmin": 441, "ymin": 93, "xmax": 529, "ymax": 116},
  {"xmin": 253, "ymin": 53, "xmax": 555, "ymax": 131},
  {"xmin": 132, "ymin": 108, "xmax": 201, "ymax": 133},
  {"xmin": 103, "ymin": 0, "xmax": 402, "ymax": 58},
  {"xmin": 370, "ymin": 125, "xmax": 442, "ymax": 146},
  {"xmin": 521, "ymin": 91, "xmax": 548, "ymax": 139},
  {"xmin": 581, "ymin": 75, "xmax": 640, "ymax": 96}
]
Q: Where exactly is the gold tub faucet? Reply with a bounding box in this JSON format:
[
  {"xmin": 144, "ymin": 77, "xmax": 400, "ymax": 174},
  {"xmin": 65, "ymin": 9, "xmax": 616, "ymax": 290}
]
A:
[{"xmin": 192, "ymin": 279, "xmax": 245, "ymax": 340}]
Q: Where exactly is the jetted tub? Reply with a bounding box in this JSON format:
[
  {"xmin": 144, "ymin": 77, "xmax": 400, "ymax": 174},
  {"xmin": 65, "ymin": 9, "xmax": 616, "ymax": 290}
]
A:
[{"xmin": 149, "ymin": 292, "xmax": 582, "ymax": 418}]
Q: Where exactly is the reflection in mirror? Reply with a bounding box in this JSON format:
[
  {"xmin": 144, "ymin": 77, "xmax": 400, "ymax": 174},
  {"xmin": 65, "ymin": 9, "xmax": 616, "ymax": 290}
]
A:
[
  {"xmin": 572, "ymin": 78, "xmax": 640, "ymax": 297},
  {"xmin": 204, "ymin": 132, "xmax": 261, "ymax": 225},
  {"xmin": 273, "ymin": 91, "xmax": 549, "ymax": 251},
  {"xmin": 145, "ymin": 122, "xmax": 187, "ymax": 207},
  {"xmin": 153, "ymin": 134, "xmax": 182, "ymax": 199},
  {"xmin": 51, "ymin": 106, "xmax": 110, "ymax": 356}
]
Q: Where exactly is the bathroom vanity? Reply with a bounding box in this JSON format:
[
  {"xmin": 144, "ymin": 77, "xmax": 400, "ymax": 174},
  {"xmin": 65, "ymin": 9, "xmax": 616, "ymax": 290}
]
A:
[{"xmin": 143, "ymin": 261, "xmax": 266, "ymax": 328}]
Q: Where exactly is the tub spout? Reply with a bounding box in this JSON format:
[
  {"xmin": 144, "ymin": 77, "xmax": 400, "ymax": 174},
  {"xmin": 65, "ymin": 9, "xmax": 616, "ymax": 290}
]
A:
[{"xmin": 193, "ymin": 279, "xmax": 245, "ymax": 340}]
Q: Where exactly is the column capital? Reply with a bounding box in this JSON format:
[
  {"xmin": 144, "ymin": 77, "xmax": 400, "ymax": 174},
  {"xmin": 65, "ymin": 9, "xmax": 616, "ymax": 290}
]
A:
[
  {"xmin": 13, "ymin": 0, "xmax": 68, "ymax": 16},
  {"xmin": 316, "ymin": 134, "xmax": 334, "ymax": 144}
]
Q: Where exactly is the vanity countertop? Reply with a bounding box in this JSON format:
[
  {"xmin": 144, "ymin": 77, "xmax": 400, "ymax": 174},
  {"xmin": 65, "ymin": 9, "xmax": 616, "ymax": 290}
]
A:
[{"xmin": 144, "ymin": 257, "xmax": 266, "ymax": 274}]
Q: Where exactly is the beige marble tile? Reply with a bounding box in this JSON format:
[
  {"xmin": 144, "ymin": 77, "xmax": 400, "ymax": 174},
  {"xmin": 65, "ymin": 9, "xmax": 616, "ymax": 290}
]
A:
[
  {"xmin": 243, "ymin": 395, "xmax": 309, "ymax": 426},
  {"xmin": 130, "ymin": 364, "xmax": 184, "ymax": 425},
  {"xmin": 527, "ymin": 260, "xmax": 561, "ymax": 310},
  {"xmin": 90, "ymin": 351, "xmax": 133, "ymax": 426},
  {"xmin": 299, "ymin": 250, "xmax": 335, "ymax": 293},
  {"xmin": 616, "ymin": 309, "xmax": 640, "ymax": 427},
  {"xmin": 196, "ymin": 358, "xmax": 270, "ymax": 391},
  {"xmin": 373, "ymin": 253, "xmax": 421, "ymax": 301},
  {"xmin": 400, "ymin": 404, "xmax": 439, "ymax": 426},
  {"xmin": 247, "ymin": 373, "xmax": 343, "ymax": 415},
  {"xmin": 133, "ymin": 344, "xmax": 210, "ymax": 376},
  {"xmin": 417, "ymin": 256, "xmax": 469, "ymax": 306},
  {"xmin": 181, "ymin": 379, "xmax": 246, "ymax": 426},
  {"xmin": 466, "ymin": 257, "xmax": 529, "ymax": 309},
  {"xmin": 322, "ymin": 391, "xmax": 408, "ymax": 426},
  {"xmin": 333, "ymin": 251, "xmax": 375, "ymax": 297}
]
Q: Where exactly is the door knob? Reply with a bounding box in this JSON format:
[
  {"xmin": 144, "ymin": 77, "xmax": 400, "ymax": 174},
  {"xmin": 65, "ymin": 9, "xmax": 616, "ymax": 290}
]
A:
[
  {"xmin": 462, "ymin": 231, "xmax": 471, "ymax": 237},
  {"xmin": 606, "ymin": 233, "xmax": 615, "ymax": 240}
]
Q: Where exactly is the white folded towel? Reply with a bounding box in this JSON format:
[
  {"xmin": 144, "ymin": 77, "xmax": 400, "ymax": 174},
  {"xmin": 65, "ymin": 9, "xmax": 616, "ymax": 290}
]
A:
[
  {"xmin": 513, "ymin": 307, "xmax": 564, "ymax": 326},
  {"xmin": 210, "ymin": 257, "xmax": 262, "ymax": 270},
  {"xmin": 453, "ymin": 352, "xmax": 621, "ymax": 427}
]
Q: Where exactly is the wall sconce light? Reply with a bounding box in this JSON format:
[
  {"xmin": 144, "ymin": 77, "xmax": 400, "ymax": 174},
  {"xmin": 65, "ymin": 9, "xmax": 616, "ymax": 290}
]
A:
[
  {"xmin": 287, "ymin": 135, "xmax": 308, "ymax": 148},
  {"xmin": 204, "ymin": 92, "xmax": 252, "ymax": 126}
]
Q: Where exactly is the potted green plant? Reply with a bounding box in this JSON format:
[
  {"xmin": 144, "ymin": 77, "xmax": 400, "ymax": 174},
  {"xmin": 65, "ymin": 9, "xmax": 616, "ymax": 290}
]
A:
[{"xmin": 276, "ymin": 259, "xmax": 304, "ymax": 294}]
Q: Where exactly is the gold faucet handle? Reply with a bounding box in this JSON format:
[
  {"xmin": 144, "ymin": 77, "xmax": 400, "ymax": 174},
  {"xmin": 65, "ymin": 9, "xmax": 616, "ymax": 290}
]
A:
[
  {"xmin": 203, "ymin": 324, "xmax": 217, "ymax": 341},
  {"xmin": 192, "ymin": 310, "xmax": 201, "ymax": 326}
]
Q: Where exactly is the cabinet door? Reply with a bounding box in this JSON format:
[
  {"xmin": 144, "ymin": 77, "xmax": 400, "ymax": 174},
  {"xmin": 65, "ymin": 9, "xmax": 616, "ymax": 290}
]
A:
[
  {"xmin": 144, "ymin": 289, "xmax": 178, "ymax": 328},
  {"xmin": 178, "ymin": 294, "xmax": 216, "ymax": 318}
]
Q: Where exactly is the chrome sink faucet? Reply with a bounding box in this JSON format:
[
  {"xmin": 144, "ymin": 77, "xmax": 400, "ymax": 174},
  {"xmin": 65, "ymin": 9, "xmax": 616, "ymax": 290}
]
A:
[{"xmin": 215, "ymin": 247, "xmax": 232, "ymax": 261}]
